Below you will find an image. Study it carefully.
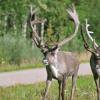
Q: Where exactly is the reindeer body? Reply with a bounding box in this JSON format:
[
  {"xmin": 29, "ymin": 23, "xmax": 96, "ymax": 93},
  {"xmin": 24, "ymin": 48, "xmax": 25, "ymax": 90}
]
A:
[
  {"xmin": 90, "ymin": 52, "xmax": 100, "ymax": 77},
  {"xmin": 90, "ymin": 47, "xmax": 100, "ymax": 100},
  {"xmin": 43, "ymin": 49, "xmax": 79, "ymax": 100},
  {"xmin": 81, "ymin": 20, "xmax": 100, "ymax": 100},
  {"xmin": 46, "ymin": 51, "xmax": 79, "ymax": 80}
]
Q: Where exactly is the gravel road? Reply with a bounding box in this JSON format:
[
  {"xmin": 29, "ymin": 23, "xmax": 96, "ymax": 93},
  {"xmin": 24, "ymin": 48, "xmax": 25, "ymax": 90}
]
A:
[{"xmin": 0, "ymin": 63, "xmax": 92, "ymax": 87}]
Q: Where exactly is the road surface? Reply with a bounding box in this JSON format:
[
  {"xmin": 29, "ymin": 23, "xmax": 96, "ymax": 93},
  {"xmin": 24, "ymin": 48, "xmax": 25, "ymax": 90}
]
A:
[{"xmin": 0, "ymin": 63, "xmax": 92, "ymax": 87}]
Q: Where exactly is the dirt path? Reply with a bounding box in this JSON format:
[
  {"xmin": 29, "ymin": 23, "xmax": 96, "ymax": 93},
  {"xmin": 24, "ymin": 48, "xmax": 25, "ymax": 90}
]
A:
[{"xmin": 0, "ymin": 63, "xmax": 92, "ymax": 87}]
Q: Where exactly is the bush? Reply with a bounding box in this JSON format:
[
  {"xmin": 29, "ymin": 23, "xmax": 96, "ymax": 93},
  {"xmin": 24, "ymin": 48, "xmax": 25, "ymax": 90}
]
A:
[{"xmin": 0, "ymin": 34, "xmax": 43, "ymax": 65}]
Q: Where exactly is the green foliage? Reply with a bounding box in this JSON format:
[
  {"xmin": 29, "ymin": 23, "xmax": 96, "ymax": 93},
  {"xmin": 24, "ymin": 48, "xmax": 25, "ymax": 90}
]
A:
[
  {"xmin": 0, "ymin": 34, "xmax": 43, "ymax": 65},
  {"xmin": 0, "ymin": 64, "xmax": 43, "ymax": 72}
]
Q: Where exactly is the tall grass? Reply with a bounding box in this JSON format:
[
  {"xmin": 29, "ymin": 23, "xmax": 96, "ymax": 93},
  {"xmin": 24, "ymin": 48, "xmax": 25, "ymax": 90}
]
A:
[{"xmin": 0, "ymin": 34, "xmax": 43, "ymax": 66}]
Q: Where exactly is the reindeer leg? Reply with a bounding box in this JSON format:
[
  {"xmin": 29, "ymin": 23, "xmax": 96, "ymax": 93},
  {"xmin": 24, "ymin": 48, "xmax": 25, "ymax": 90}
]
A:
[
  {"xmin": 61, "ymin": 76, "xmax": 66, "ymax": 100},
  {"xmin": 70, "ymin": 74, "xmax": 77, "ymax": 100},
  {"xmin": 93, "ymin": 75, "xmax": 100, "ymax": 100},
  {"xmin": 43, "ymin": 80, "xmax": 52, "ymax": 100},
  {"xmin": 58, "ymin": 80, "xmax": 62, "ymax": 100},
  {"xmin": 99, "ymin": 77, "xmax": 100, "ymax": 100},
  {"xmin": 98, "ymin": 77, "xmax": 100, "ymax": 100},
  {"xmin": 43, "ymin": 66, "xmax": 52, "ymax": 100}
]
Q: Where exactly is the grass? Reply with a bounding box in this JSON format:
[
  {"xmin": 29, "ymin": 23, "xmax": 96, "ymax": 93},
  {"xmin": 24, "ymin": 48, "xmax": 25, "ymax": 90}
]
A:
[
  {"xmin": 0, "ymin": 63, "xmax": 44, "ymax": 72},
  {"xmin": 0, "ymin": 76, "xmax": 97, "ymax": 100}
]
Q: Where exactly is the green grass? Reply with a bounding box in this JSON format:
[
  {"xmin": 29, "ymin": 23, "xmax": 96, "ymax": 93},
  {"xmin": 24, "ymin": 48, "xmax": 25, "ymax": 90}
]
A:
[
  {"xmin": 0, "ymin": 76, "xmax": 97, "ymax": 100},
  {"xmin": 0, "ymin": 63, "xmax": 44, "ymax": 72}
]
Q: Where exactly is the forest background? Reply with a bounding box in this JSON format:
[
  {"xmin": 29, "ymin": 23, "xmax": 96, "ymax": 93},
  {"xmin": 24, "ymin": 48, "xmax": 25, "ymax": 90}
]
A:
[{"xmin": 0, "ymin": 0, "xmax": 100, "ymax": 68}]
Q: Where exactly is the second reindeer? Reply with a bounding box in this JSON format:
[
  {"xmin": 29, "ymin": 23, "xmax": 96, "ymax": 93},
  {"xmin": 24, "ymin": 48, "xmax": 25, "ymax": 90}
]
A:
[{"xmin": 81, "ymin": 19, "xmax": 100, "ymax": 100}]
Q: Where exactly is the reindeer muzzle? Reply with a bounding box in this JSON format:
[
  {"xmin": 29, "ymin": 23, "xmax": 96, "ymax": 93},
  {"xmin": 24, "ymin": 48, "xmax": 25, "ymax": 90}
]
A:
[
  {"xmin": 43, "ymin": 58, "xmax": 49, "ymax": 66},
  {"xmin": 96, "ymin": 64, "xmax": 100, "ymax": 76}
]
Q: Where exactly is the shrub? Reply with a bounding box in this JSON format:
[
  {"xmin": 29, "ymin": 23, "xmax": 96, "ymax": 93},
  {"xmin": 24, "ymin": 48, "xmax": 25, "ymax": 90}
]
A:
[{"xmin": 0, "ymin": 34, "xmax": 42, "ymax": 65}]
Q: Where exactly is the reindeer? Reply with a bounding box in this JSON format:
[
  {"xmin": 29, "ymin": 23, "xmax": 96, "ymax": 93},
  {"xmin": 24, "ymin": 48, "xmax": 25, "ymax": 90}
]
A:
[
  {"xmin": 29, "ymin": 4, "xmax": 80, "ymax": 100},
  {"xmin": 81, "ymin": 19, "xmax": 100, "ymax": 100}
]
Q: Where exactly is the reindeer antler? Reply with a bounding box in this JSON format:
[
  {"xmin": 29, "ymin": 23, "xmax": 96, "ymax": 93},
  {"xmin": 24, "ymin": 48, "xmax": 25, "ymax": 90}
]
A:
[
  {"xmin": 81, "ymin": 19, "xmax": 98, "ymax": 54},
  {"xmin": 81, "ymin": 24, "xmax": 95, "ymax": 54},
  {"xmin": 85, "ymin": 19, "xmax": 98, "ymax": 47},
  {"xmin": 29, "ymin": 4, "xmax": 80, "ymax": 53},
  {"xmin": 58, "ymin": 4, "xmax": 80, "ymax": 47},
  {"xmin": 29, "ymin": 5, "xmax": 47, "ymax": 48}
]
